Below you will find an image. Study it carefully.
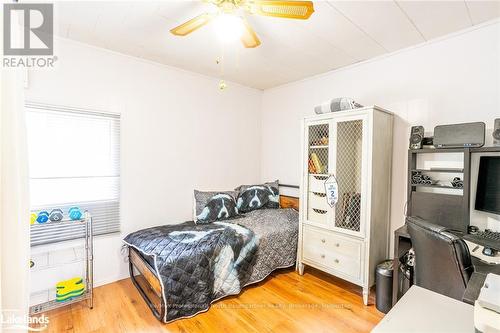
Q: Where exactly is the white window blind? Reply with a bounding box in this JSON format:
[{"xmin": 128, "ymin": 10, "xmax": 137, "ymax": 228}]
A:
[{"xmin": 26, "ymin": 103, "xmax": 120, "ymax": 246}]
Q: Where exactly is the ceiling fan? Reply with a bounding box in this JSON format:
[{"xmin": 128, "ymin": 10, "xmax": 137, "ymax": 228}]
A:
[{"xmin": 170, "ymin": 0, "xmax": 315, "ymax": 48}]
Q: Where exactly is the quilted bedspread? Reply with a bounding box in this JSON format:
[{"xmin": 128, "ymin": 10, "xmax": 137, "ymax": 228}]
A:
[{"xmin": 123, "ymin": 208, "xmax": 298, "ymax": 322}]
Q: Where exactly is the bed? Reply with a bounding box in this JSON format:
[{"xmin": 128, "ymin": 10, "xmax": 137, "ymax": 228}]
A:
[{"xmin": 123, "ymin": 195, "xmax": 299, "ymax": 323}]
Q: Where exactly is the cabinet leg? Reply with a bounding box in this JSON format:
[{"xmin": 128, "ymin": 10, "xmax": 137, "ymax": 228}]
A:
[
  {"xmin": 362, "ymin": 287, "xmax": 369, "ymax": 306},
  {"xmin": 298, "ymin": 263, "xmax": 305, "ymax": 275}
]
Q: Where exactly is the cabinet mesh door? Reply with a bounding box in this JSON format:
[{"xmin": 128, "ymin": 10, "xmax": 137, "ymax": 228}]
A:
[
  {"xmin": 308, "ymin": 124, "xmax": 329, "ymax": 174},
  {"xmin": 307, "ymin": 123, "xmax": 329, "ymax": 225},
  {"xmin": 335, "ymin": 120, "xmax": 363, "ymax": 232}
]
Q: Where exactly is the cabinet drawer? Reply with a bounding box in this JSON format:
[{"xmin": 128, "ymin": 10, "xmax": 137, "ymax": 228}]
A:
[
  {"xmin": 303, "ymin": 243, "xmax": 361, "ymax": 279},
  {"xmin": 308, "ymin": 192, "xmax": 329, "ymax": 211},
  {"xmin": 308, "ymin": 175, "xmax": 328, "ymax": 193},
  {"xmin": 303, "ymin": 226, "xmax": 362, "ymax": 261}
]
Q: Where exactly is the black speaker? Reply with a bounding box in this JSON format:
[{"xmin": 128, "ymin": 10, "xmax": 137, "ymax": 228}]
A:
[
  {"xmin": 493, "ymin": 118, "xmax": 500, "ymax": 147},
  {"xmin": 434, "ymin": 122, "xmax": 485, "ymax": 148},
  {"xmin": 409, "ymin": 126, "xmax": 424, "ymax": 150}
]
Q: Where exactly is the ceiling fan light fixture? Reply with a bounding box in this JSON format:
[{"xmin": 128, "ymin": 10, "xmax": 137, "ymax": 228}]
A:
[
  {"xmin": 212, "ymin": 13, "xmax": 244, "ymax": 43},
  {"xmin": 170, "ymin": 1, "xmax": 314, "ymax": 48}
]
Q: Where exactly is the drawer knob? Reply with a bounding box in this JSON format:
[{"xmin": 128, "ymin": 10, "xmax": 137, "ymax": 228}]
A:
[
  {"xmin": 334, "ymin": 259, "xmax": 339, "ymax": 263},
  {"xmin": 335, "ymin": 243, "xmax": 340, "ymax": 247},
  {"xmin": 321, "ymin": 239, "xmax": 326, "ymax": 243},
  {"xmin": 321, "ymin": 254, "xmax": 325, "ymax": 259}
]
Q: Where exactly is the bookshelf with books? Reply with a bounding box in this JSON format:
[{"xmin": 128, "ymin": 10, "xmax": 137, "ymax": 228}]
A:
[{"xmin": 308, "ymin": 123, "xmax": 329, "ymax": 175}]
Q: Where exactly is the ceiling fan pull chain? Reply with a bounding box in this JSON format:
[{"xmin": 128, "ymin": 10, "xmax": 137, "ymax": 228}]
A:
[{"xmin": 217, "ymin": 46, "xmax": 227, "ymax": 90}]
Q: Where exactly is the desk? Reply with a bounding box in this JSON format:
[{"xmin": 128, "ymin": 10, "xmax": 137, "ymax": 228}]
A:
[
  {"xmin": 392, "ymin": 224, "xmax": 500, "ymax": 305},
  {"xmin": 465, "ymin": 240, "xmax": 500, "ymax": 265},
  {"xmin": 373, "ymin": 285, "xmax": 474, "ymax": 333},
  {"xmin": 392, "ymin": 225, "xmax": 411, "ymax": 305}
]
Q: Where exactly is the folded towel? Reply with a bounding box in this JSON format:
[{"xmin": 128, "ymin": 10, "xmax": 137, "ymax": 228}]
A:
[
  {"xmin": 56, "ymin": 289, "xmax": 85, "ymax": 302},
  {"xmin": 55, "ymin": 277, "xmax": 85, "ymax": 302},
  {"xmin": 56, "ymin": 287, "xmax": 85, "ymax": 297}
]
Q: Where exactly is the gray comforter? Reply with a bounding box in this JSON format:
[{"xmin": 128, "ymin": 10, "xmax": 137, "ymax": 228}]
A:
[
  {"xmin": 235, "ymin": 208, "xmax": 299, "ymax": 282},
  {"xmin": 123, "ymin": 208, "xmax": 298, "ymax": 322}
]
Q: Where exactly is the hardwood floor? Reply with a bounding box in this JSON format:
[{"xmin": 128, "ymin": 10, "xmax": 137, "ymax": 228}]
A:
[{"xmin": 35, "ymin": 267, "xmax": 384, "ymax": 333}]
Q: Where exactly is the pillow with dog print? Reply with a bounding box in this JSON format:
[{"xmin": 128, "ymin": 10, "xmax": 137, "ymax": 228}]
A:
[
  {"xmin": 195, "ymin": 193, "xmax": 240, "ymax": 224},
  {"xmin": 235, "ymin": 180, "xmax": 280, "ymax": 212},
  {"xmin": 193, "ymin": 190, "xmax": 238, "ymax": 222}
]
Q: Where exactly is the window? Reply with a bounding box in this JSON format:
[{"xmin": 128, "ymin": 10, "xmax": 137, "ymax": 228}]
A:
[{"xmin": 26, "ymin": 103, "xmax": 120, "ymax": 245}]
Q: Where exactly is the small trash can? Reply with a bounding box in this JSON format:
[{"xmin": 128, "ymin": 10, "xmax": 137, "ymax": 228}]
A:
[{"xmin": 375, "ymin": 260, "xmax": 394, "ymax": 314}]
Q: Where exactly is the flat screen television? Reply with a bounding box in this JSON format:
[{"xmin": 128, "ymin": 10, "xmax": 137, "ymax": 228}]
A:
[{"xmin": 475, "ymin": 156, "xmax": 500, "ymax": 215}]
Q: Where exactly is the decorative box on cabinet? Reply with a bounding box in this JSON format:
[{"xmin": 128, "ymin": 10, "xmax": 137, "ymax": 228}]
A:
[{"xmin": 297, "ymin": 106, "xmax": 393, "ymax": 305}]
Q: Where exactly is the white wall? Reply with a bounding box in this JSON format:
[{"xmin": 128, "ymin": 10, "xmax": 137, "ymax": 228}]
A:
[
  {"xmin": 260, "ymin": 21, "xmax": 500, "ymax": 254},
  {"xmin": 26, "ymin": 37, "xmax": 262, "ymax": 286},
  {"xmin": 27, "ymin": 20, "xmax": 500, "ymax": 289}
]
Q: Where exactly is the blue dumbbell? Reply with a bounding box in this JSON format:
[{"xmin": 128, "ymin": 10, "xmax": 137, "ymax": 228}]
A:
[
  {"xmin": 36, "ymin": 211, "xmax": 49, "ymax": 223},
  {"xmin": 49, "ymin": 209, "xmax": 64, "ymax": 222},
  {"xmin": 68, "ymin": 207, "xmax": 82, "ymax": 220}
]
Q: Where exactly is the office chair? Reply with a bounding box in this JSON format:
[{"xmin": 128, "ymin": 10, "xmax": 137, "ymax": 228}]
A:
[{"xmin": 406, "ymin": 216, "xmax": 474, "ymax": 301}]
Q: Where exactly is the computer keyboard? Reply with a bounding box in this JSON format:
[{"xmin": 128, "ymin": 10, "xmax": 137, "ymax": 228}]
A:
[{"xmin": 464, "ymin": 229, "xmax": 500, "ymax": 251}]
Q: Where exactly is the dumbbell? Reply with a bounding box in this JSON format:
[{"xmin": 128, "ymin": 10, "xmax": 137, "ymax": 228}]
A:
[
  {"xmin": 49, "ymin": 209, "xmax": 64, "ymax": 222},
  {"xmin": 68, "ymin": 207, "xmax": 83, "ymax": 220},
  {"xmin": 452, "ymin": 177, "xmax": 463, "ymax": 188},
  {"xmin": 30, "ymin": 213, "xmax": 37, "ymax": 225},
  {"xmin": 36, "ymin": 211, "xmax": 49, "ymax": 223}
]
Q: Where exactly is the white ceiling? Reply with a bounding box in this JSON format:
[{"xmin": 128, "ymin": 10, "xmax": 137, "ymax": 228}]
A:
[{"xmin": 53, "ymin": 1, "xmax": 500, "ymax": 90}]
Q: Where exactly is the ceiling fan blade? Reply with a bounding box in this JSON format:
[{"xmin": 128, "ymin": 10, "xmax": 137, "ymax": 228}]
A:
[
  {"xmin": 248, "ymin": 0, "xmax": 314, "ymax": 19},
  {"xmin": 241, "ymin": 20, "xmax": 261, "ymax": 48},
  {"xmin": 170, "ymin": 13, "xmax": 214, "ymax": 36}
]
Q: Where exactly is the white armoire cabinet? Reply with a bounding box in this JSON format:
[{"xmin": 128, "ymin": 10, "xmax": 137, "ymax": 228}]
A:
[{"xmin": 297, "ymin": 106, "xmax": 393, "ymax": 305}]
